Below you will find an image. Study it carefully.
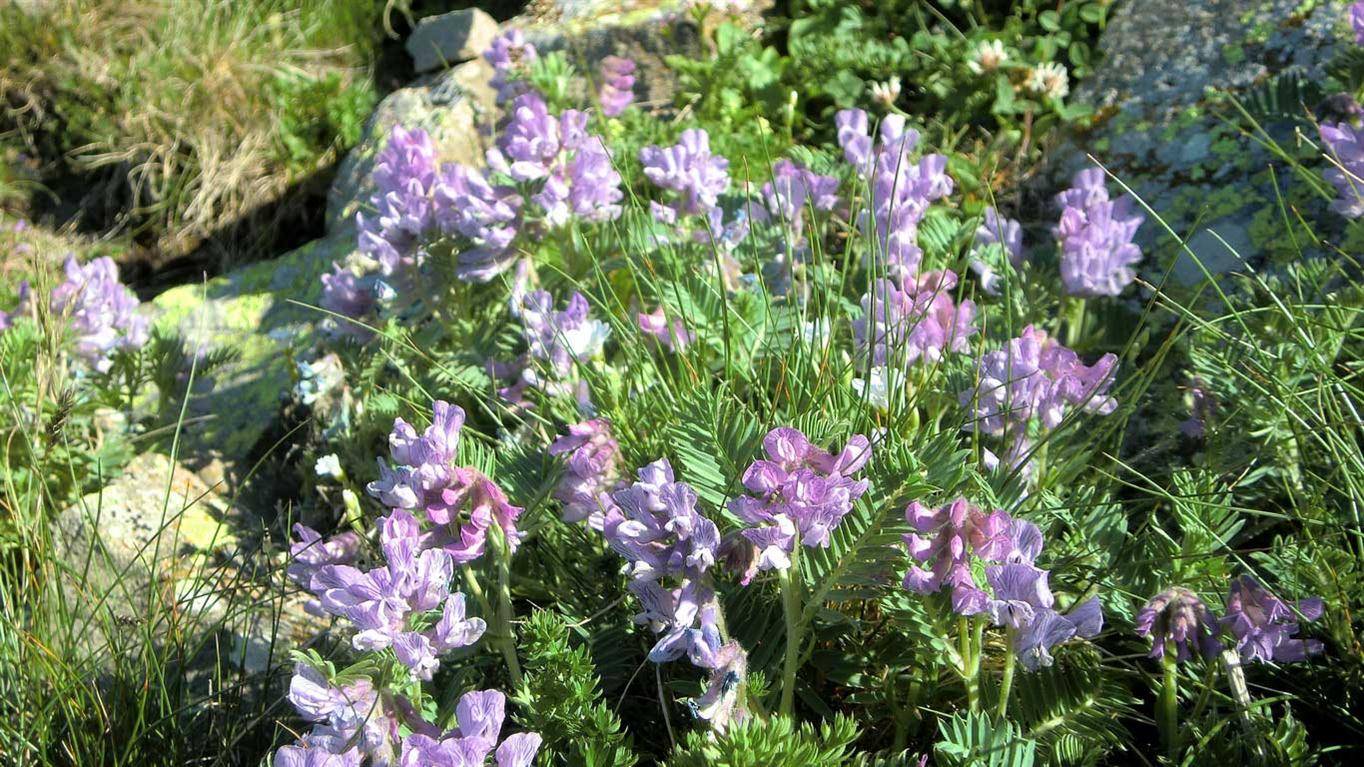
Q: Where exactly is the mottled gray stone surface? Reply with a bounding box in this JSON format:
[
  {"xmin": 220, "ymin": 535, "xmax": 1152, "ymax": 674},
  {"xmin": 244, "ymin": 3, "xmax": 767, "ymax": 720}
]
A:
[
  {"xmin": 1046, "ymin": 0, "xmax": 1346, "ymax": 285},
  {"xmin": 406, "ymin": 8, "xmax": 501, "ymax": 73}
]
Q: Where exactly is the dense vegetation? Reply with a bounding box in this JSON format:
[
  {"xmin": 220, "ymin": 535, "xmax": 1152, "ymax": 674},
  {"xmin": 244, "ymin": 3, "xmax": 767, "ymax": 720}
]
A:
[{"xmin": 2, "ymin": 1, "xmax": 1363, "ymax": 765}]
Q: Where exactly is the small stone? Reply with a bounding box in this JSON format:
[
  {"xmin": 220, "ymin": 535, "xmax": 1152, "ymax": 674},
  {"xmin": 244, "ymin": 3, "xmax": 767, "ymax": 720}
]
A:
[{"xmin": 406, "ymin": 8, "xmax": 500, "ymax": 73}]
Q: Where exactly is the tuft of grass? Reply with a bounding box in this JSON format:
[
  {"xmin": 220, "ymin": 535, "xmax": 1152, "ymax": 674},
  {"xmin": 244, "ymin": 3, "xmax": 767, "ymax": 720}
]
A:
[{"xmin": 0, "ymin": 0, "xmax": 386, "ymax": 263}]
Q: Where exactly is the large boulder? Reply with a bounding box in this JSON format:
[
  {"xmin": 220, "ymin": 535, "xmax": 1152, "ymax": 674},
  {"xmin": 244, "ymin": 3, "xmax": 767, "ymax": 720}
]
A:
[
  {"xmin": 1045, "ymin": 0, "xmax": 1345, "ymax": 285},
  {"xmin": 55, "ymin": 451, "xmax": 242, "ymax": 595},
  {"xmin": 406, "ymin": 7, "xmax": 501, "ymax": 73},
  {"xmin": 150, "ymin": 231, "xmax": 355, "ymax": 468}
]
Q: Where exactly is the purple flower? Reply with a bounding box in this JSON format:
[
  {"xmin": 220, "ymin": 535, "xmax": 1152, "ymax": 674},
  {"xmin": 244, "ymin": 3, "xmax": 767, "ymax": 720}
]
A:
[
  {"xmin": 548, "ymin": 418, "xmax": 622, "ymax": 526},
  {"xmin": 435, "ymin": 163, "xmax": 522, "ymax": 282},
  {"xmin": 1221, "ymin": 576, "xmax": 1324, "ymax": 664},
  {"xmin": 48, "ymin": 256, "xmax": 149, "ymax": 372},
  {"xmin": 637, "ymin": 306, "xmax": 692, "ymax": 352},
  {"xmin": 311, "ymin": 510, "xmax": 485, "ymax": 679},
  {"xmin": 284, "ymin": 666, "xmax": 402, "ymax": 765},
  {"xmin": 640, "ymin": 128, "xmax": 731, "ymax": 220},
  {"xmin": 560, "ymin": 136, "xmax": 624, "ymax": 224},
  {"xmin": 1014, "ymin": 597, "xmax": 1103, "ymax": 670},
  {"xmin": 288, "ymin": 524, "xmax": 362, "ymax": 616},
  {"xmin": 274, "ymin": 743, "xmax": 361, "ymax": 767},
  {"xmin": 0, "ymin": 280, "xmax": 30, "ymax": 332},
  {"xmin": 356, "ymin": 126, "xmax": 441, "ymax": 277},
  {"xmin": 963, "ymin": 324, "xmax": 1118, "ymax": 437},
  {"xmin": 598, "ymin": 55, "xmax": 637, "ymax": 116},
  {"xmin": 728, "ymin": 428, "xmax": 871, "ymax": 577},
  {"xmin": 490, "ymin": 93, "xmax": 562, "ymax": 182},
  {"xmin": 902, "ymin": 497, "xmax": 1013, "ymax": 612},
  {"xmin": 1320, "ymin": 121, "xmax": 1364, "ymax": 219},
  {"xmin": 1353, "ymin": 2, "xmax": 1364, "ymax": 45},
  {"xmin": 761, "ymin": 158, "xmax": 839, "ymax": 244},
  {"xmin": 605, "ymin": 459, "xmax": 719, "ymax": 581},
  {"xmin": 977, "ymin": 207, "xmax": 1024, "ymax": 265},
  {"xmin": 366, "ymin": 401, "xmax": 467, "ymax": 512},
  {"xmin": 602, "ymin": 459, "xmax": 725, "ymax": 664},
  {"xmin": 1136, "ymin": 586, "xmax": 1222, "ymax": 662},
  {"xmin": 519, "ymin": 289, "xmax": 612, "ymax": 378},
  {"xmin": 320, "ymin": 264, "xmax": 381, "ymax": 339},
  {"xmin": 1053, "ymin": 167, "xmax": 1144, "ymax": 297},
  {"xmin": 854, "ymin": 270, "xmax": 977, "ymax": 370},
  {"xmin": 984, "ymin": 563, "xmax": 1054, "ymax": 630},
  {"xmin": 970, "ymin": 207, "xmax": 1025, "ymax": 295},
  {"xmin": 398, "ymin": 690, "xmax": 543, "ymax": 767},
  {"xmin": 837, "ymin": 108, "xmax": 954, "ymax": 279},
  {"xmin": 484, "ymin": 29, "xmax": 538, "ymax": 105}
]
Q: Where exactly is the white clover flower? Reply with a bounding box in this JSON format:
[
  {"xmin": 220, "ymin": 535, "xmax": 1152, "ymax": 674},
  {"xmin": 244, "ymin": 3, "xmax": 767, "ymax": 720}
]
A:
[
  {"xmin": 968, "ymin": 39, "xmax": 1009, "ymax": 75},
  {"xmin": 1027, "ymin": 62, "xmax": 1070, "ymax": 100},
  {"xmin": 870, "ymin": 75, "xmax": 902, "ymax": 107}
]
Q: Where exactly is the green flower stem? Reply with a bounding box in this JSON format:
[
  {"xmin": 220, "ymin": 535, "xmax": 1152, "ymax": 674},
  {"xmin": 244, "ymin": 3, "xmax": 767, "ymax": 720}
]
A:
[
  {"xmin": 1065, "ymin": 297, "xmax": 1087, "ymax": 348},
  {"xmin": 996, "ymin": 628, "xmax": 1017, "ymax": 719},
  {"xmin": 778, "ymin": 552, "xmax": 804, "ymax": 717},
  {"xmin": 959, "ymin": 616, "xmax": 981, "ymax": 713},
  {"xmin": 485, "ymin": 527, "xmax": 524, "ymax": 690},
  {"xmin": 1157, "ymin": 643, "xmax": 1179, "ymax": 757}
]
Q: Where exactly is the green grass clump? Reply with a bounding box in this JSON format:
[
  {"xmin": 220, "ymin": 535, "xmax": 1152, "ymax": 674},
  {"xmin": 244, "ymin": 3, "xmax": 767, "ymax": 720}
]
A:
[{"xmin": 0, "ymin": 0, "xmax": 386, "ymax": 260}]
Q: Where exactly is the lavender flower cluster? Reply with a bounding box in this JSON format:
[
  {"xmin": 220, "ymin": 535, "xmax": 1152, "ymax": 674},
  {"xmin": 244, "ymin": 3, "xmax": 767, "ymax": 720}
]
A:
[
  {"xmin": 280, "ymin": 673, "xmax": 539, "ymax": 766},
  {"xmin": 640, "ymin": 128, "xmax": 732, "ymax": 223},
  {"xmin": 276, "ymin": 400, "xmax": 540, "ymax": 765},
  {"xmin": 547, "ymin": 418, "xmax": 622, "ymax": 527},
  {"xmin": 963, "ymin": 324, "xmax": 1118, "ymax": 474},
  {"xmin": 496, "ymin": 288, "xmax": 611, "ymax": 408},
  {"xmin": 1137, "ymin": 576, "xmax": 1324, "ymax": 664},
  {"xmin": 597, "ymin": 55, "xmax": 636, "ymax": 117},
  {"xmin": 1, "ymin": 255, "xmax": 149, "ymax": 372},
  {"xmin": 727, "ymin": 427, "xmax": 872, "ymax": 581},
  {"xmin": 969, "ymin": 207, "xmax": 1026, "ymax": 295},
  {"xmin": 366, "ymin": 400, "xmax": 524, "ymax": 564},
  {"xmin": 903, "ymin": 497, "xmax": 1103, "ymax": 670},
  {"xmin": 836, "ymin": 109, "xmax": 953, "ymax": 280},
  {"xmin": 1053, "ymin": 167, "xmax": 1144, "ymax": 297},
  {"xmin": 602, "ymin": 458, "xmax": 721, "ymax": 663},
  {"xmin": 324, "ymin": 35, "xmax": 624, "ymax": 336},
  {"xmin": 854, "ymin": 270, "xmax": 978, "ymax": 372}
]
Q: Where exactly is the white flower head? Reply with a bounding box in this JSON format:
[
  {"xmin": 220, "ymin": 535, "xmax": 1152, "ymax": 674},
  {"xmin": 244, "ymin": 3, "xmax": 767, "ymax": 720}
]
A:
[
  {"xmin": 968, "ymin": 39, "xmax": 1009, "ymax": 75},
  {"xmin": 1027, "ymin": 62, "xmax": 1069, "ymax": 100},
  {"xmin": 870, "ymin": 75, "xmax": 902, "ymax": 107}
]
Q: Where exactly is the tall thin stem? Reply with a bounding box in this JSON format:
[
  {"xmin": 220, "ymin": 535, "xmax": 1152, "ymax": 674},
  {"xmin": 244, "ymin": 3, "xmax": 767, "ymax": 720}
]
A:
[
  {"xmin": 487, "ymin": 526, "xmax": 523, "ymax": 689},
  {"xmin": 778, "ymin": 551, "xmax": 804, "ymax": 717},
  {"xmin": 996, "ymin": 629, "xmax": 1017, "ymax": 719},
  {"xmin": 1064, "ymin": 297, "xmax": 1087, "ymax": 348},
  {"xmin": 1157, "ymin": 644, "xmax": 1179, "ymax": 758},
  {"xmin": 959, "ymin": 616, "xmax": 980, "ymax": 713}
]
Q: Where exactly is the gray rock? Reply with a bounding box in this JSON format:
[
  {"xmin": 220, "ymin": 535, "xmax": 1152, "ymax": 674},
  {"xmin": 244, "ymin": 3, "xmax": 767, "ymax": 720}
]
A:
[
  {"xmin": 150, "ymin": 230, "xmax": 356, "ymax": 467},
  {"xmin": 406, "ymin": 8, "xmax": 500, "ymax": 73},
  {"xmin": 326, "ymin": 59, "xmax": 496, "ymax": 233},
  {"xmin": 1043, "ymin": 0, "xmax": 1344, "ymax": 286},
  {"xmin": 56, "ymin": 452, "xmax": 241, "ymax": 575}
]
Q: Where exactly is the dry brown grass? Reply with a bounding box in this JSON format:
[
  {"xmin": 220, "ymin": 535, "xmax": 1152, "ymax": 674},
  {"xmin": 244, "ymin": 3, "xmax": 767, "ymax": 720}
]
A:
[{"xmin": 0, "ymin": 0, "xmax": 381, "ymax": 262}]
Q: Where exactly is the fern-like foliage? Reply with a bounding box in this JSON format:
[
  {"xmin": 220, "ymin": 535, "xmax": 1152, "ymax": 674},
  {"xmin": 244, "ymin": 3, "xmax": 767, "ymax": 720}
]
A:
[
  {"xmin": 664, "ymin": 714, "xmax": 861, "ymax": 767},
  {"xmin": 513, "ymin": 610, "xmax": 640, "ymax": 767},
  {"xmin": 935, "ymin": 712, "xmax": 1037, "ymax": 767},
  {"xmin": 1010, "ymin": 648, "xmax": 1135, "ymax": 766}
]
